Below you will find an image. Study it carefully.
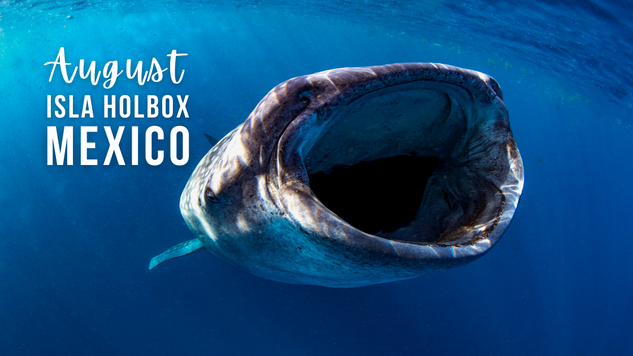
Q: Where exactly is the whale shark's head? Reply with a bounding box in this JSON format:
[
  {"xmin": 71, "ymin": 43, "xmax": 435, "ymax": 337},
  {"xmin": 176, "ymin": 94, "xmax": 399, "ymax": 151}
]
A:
[{"xmin": 173, "ymin": 63, "xmax": 523, "ymax": 287}]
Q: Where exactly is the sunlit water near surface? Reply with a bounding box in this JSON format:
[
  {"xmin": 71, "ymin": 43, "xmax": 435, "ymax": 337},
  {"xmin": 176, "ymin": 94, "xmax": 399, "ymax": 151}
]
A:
[{"xmin": 1, "ymin": 1, "xmax": 632, "ymax": 355}]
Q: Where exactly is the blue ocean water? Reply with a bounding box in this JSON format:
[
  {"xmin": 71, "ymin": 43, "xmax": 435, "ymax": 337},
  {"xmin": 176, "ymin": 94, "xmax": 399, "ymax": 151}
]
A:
[{"xmin": 1, "ymin": 0, "xmax": 632, "ymax": 354}]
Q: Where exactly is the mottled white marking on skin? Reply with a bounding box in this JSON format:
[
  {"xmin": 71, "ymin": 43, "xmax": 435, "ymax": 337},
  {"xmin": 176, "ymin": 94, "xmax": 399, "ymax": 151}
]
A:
[{"xmin": 236, "ymin": 213, "xmax": 251, "ymax": 233}]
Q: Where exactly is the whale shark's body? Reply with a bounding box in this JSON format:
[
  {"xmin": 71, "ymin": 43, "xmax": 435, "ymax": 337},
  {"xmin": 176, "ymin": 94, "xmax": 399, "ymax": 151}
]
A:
[{"xmin": 150, "ymin": 63, "xmax": 524, "ymax": 287}]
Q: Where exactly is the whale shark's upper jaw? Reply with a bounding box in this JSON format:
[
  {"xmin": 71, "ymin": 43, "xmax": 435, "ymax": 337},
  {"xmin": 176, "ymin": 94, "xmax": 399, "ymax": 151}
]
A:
[{"xmin": 175, "ymin": 63, "xmax": 523, "ymax": 287}]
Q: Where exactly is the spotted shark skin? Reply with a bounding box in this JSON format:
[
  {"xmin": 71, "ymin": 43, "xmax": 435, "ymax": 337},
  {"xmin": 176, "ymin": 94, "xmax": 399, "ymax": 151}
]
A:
[{"xmin": 150, "ymin": 63, "xmax": 524, "ymax": 287}]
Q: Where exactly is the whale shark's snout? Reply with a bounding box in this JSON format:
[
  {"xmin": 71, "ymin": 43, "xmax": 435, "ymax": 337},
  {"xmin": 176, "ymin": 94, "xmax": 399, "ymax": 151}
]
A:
[{"xmin": 150, "ymin": 63, "xmax": 524, "ymax": 287}]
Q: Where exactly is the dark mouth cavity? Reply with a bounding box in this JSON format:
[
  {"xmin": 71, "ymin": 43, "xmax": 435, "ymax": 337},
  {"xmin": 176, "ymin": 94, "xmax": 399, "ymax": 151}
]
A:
[
  {"xmin": 303, "ymin": 84, "xmax": 503, "ymax": 245},
  {"xmin": 309, "ymin": 155, "xmax": 442, "ymax": 235}
]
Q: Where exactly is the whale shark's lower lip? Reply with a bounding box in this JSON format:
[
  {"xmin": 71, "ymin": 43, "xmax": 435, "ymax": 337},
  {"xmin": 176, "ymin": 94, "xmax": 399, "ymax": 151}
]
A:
[{"xmin": 151, "ymin": 63, "xmax": 524, "ymax": 287}]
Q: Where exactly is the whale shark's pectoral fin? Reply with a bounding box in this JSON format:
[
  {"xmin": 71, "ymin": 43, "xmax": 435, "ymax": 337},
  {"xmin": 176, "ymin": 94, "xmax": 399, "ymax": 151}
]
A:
[
  {"xmin": 149, "ymin": 238, "xmax": 205, "ymax": 270},
  {"xmin": 204, "ymin": 134, "xmax": 218, "ymax": 146}
]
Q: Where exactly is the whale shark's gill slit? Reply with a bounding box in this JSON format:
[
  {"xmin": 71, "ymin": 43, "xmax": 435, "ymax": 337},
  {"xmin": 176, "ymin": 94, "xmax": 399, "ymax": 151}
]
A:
[{"xmin": 308, "ymin": 155, "xmax": 442, "ymax": 236}]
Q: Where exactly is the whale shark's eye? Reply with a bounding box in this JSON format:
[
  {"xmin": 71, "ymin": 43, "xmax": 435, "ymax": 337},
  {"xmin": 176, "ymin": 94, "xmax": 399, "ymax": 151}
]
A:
[
  {"xmin": 299, "ymin": 91, "xmax": 311, "ymax": 104},
  {"xmin": 204, "ymin": 187, "xmax": 219, "ymax": 204}
]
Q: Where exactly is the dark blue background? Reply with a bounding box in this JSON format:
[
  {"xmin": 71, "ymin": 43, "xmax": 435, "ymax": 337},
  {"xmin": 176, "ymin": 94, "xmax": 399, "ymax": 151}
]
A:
[{"xmin": 1, "ymin": 1, "xmax": 632, "ymax": 355}]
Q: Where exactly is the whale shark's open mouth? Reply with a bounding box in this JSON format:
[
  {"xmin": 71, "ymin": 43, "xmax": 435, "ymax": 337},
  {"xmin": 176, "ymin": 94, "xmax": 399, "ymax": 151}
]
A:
[
  {"xmin": 156, "ymin": 63, "xmax": 522, "ymax": 287},
  {"xmin": 309, "ymin": 155, "xmax": 442, "ymax": 238},
  {"xmin": 300, "ymin": 83, "xmax": 511, "ymax": 245}
]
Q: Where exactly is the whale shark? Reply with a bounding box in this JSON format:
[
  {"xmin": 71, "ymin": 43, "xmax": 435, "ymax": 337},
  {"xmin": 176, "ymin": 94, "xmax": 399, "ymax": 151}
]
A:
[{"xmin": 149, "ymin": 63, "xmax": 524, "ymax": 287}]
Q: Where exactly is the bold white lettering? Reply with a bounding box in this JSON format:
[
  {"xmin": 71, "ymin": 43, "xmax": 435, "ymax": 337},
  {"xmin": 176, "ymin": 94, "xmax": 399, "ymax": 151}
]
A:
[
  {"xmin": 119, "ymin": 95, "xmax": 131, "ymax": 118},
  {"xmin": 104, "ymin": 95, "xmax": 116, "ymax": 118},
  {"xmin": 162, "ymin": 95, "xmax": 173, "ymax": 118},
  {"xmin": 146, "ymin": 126, "xmax": 164, "ymax": 166},
  {"xmin": 134, "ymin": 95, "xmax": 144, "ymax": 118},
  {"xmin": 55, "ymin": 95, "xmax": 65, "ymax": 118},
  {"xmin": 81, "ymin": 126, "xmax": 98, "ymax": 165},
  {"xmin": 170, "ymin": 126, "xmax": 189, "ymax": 166},
  {"xmin": 81, "ymin": 95, "xmax": 94, "ymax": 118},
  {"xmin": 104, "ymin": 126, "xmax": 125, "ymax": 165},
  {"xmin": 132, "ymin": 126, "xmax": 139, "ymax": 165},
  {"xmin": 68, "ymin": 95, "xmax": 79, "ymax": 118},
  {"xmin": 147, "ymin": 95, "xmax": 158, "ymax": 118},
  {"xmin": 47, "ymin": 126, "xmax": 73, "ymax": 165},
  {"xmin": 176, "ymin": 95, "xmax": 189, "ymax": 118}
]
